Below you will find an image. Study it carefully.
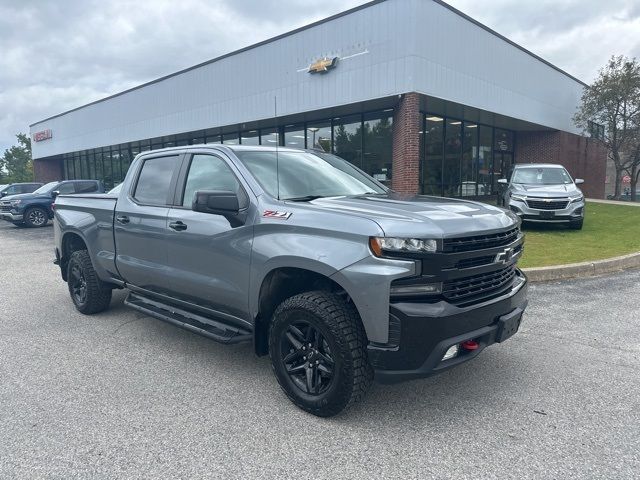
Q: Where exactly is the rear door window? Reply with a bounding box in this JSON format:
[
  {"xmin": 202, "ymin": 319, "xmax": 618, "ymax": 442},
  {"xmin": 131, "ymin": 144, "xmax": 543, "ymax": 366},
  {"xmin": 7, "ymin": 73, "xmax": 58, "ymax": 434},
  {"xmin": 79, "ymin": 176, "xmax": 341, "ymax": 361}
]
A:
[
  {"xmin": 133, "ymin": 155, "xmax": 180, "ymax": 205},
  {"xmin": 75, "ymin": 181, "xmax": 99, "ymax": 193}
]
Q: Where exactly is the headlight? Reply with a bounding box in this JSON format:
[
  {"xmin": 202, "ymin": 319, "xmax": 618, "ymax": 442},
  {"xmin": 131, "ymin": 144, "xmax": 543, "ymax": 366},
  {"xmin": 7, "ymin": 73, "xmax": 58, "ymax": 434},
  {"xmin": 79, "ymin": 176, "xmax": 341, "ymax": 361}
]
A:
[
  {"xmin": 569, "ymin": 194, "xmax": 584, "ymax": 203},
  {"xmin": 10, "ymin": 200, "xmax": 22, "ymax": 206},
  {"xmin": 509, "ymin": 193, "xmax": 527, "ymax": 202},
  {"xmin": 369, "ymin": 237, "xmax": 437, "ymax": 256}
]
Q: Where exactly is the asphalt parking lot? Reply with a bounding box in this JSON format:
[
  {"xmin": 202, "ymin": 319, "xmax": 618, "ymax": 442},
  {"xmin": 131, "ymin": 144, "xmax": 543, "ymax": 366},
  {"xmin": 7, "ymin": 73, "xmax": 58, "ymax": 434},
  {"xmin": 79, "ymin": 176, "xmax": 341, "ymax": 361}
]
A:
[{"xmin": 0, "ymin": 221, "xmax": 639, "ymax": 479}]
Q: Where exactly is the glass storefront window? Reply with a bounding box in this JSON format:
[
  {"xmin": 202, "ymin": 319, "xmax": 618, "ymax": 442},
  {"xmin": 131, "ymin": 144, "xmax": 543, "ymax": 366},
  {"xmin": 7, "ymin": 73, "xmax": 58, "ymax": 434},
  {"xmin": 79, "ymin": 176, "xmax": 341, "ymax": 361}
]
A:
[
  {"xmin": 478, "ymin": 126, "xmax": 493, "ymax": 196},
  {"xmin": 363, "ymin": 112, "xmax": 393, "ymax": 184},
  {"xmin": 422, "ymin": 116, "xmax": 444, "ymax": 196},
  {"xmin": 121, "ymin": 147, "xmax": 132, "ymax": 180},
  {"xmin": 284, "ymin": 125, "xmax": 305, "ymax": 148},
  {"xmin": 307, "ymin": 121, "xmax": 331, "ymax": 152},
  {"xmin": 461, "ymin": 123, "xmax": 478, "ymax": 196},
  {"xmin": 261, "ymin": 128, "xmax": 280, "ymax": 146},
  {"xmin": 103, "ymin": 149, "xmax": 114, "ymax": 190},
  {"xmin": 222, "ymin": 133, "xmax": 239, "ymax": 145},
  {"xmin": 333, "ymin": 115, "xmax": 363, "ymax": 169},
  {"xmin": 205, "ymin": 134, "xmax": 221, "ymax": 144},
  {"xmin": 494, "ymin": 129, "xmax": 513, "ymax": 153},
  {"xmin": 241, "ymin": 130, "xmax": 260, "ymax": 145},
  {"xmin": 422, "ymin": 113, "xmax": 514, "ymax": 198}
]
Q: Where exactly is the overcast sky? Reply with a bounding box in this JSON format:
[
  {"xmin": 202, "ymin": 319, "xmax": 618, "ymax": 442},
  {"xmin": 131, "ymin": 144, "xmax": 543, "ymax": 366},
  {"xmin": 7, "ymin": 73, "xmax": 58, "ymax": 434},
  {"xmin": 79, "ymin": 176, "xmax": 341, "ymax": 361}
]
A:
[{"xmin": 1, "ymin": 0, "xmax": 639, "ymax": 153}]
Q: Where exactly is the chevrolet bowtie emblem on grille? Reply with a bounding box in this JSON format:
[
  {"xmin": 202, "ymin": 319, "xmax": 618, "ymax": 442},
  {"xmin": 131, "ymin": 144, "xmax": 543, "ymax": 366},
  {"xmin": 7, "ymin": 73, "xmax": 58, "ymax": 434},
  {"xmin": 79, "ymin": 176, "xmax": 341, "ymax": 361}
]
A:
[
  {"xmin": 308, "ymin": 56, "xmax": 338, "ymax": 74},
  {"xmin": 543, "ymin": 198, "xmax": 551, "ymax": 202},
  {"xmin": 495, "ymin": 247, "xmax": 514, "ymax": 265}
]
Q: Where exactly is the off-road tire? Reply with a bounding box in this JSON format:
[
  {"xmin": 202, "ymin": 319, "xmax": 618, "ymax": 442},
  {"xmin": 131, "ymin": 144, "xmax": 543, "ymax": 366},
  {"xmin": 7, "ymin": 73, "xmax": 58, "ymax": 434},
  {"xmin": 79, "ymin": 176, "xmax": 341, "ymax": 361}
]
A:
[
  {"xmin": 269, "ymin": 291, "xmax": 373, "ymax": 417},
  {"xmin": 23, "ymin": 206, "xmax": 49, "ymax": 228},
  {"xmin": 569, "ymin": 219, "xmax": 583, "ymax": 230},
  {"xmin": 67, "ymin": 250, "xmax": 112, "ymax": 314}
]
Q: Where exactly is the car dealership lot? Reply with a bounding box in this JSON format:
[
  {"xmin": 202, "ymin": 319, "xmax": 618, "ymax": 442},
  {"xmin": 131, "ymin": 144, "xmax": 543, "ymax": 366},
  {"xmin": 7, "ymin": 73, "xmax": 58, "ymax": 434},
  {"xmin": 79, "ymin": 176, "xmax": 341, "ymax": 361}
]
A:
[{"xmin": 0, "ymin": 221, "xmax": 638, "ymax": 479}]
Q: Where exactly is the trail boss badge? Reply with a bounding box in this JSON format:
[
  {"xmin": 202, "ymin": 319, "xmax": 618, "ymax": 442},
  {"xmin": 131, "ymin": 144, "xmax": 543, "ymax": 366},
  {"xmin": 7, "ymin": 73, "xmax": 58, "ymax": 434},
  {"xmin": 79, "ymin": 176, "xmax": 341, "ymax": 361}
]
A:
[
  {"xmin": 308, "ymin": 56, "xmax": 338, "ymax": 74},
  {"xmin": 262, "ymin": 210, "xmax": 292, "ymax": 220}
]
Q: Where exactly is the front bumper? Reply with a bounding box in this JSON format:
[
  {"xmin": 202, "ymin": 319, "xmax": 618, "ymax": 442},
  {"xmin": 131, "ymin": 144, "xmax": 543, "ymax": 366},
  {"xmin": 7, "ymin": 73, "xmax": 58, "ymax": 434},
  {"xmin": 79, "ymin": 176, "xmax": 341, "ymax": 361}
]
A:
[
  {"xmin": 507, "ymin": 198, "xmax": 584, "ymax": 223},
  {"xmin": 370, "ymin": 270, "xmax": 528, "ymax": 383},
  {"xmin": 0, "ymin": 211, "xmax": 24, "ymax": 222}
]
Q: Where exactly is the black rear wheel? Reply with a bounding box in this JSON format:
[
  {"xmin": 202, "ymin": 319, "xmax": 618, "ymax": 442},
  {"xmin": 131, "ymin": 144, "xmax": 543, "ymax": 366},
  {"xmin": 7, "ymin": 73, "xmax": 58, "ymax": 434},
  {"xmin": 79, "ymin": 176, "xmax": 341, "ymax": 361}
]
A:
[
  {"xmin": 67, "ymin": 250, "xmax": 112, "ymax": 314},
  {"xmin": 269, "ymin": 291, "xmax": 372, "ymax": 417}
]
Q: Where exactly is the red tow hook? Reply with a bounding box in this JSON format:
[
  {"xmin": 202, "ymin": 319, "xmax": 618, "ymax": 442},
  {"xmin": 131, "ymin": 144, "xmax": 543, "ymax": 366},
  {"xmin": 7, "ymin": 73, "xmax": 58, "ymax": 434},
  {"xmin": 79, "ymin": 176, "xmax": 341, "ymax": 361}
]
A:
[{"xmin": 461, "ymin": 340, "xmax": 479, "ymax": 351}]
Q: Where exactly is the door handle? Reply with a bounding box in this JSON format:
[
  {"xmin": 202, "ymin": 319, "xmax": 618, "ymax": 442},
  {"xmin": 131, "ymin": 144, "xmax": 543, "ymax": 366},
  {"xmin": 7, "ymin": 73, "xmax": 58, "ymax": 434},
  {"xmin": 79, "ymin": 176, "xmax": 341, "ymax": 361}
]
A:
[
  {"xmin": 169, "ymin": 221, "xmax": 187, "ymax": 231},
  {"xmin": 116, "ymin": 215, "xmax": 129, "ymax": 224}
]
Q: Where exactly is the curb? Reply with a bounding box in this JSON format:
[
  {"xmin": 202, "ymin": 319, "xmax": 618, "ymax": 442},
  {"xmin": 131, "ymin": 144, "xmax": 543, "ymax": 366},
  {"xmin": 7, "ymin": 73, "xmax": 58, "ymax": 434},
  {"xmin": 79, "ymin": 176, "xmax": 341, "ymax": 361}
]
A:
[{"xmin": 522, "ymin": 252, "xmax": 640, "ymax": 282}]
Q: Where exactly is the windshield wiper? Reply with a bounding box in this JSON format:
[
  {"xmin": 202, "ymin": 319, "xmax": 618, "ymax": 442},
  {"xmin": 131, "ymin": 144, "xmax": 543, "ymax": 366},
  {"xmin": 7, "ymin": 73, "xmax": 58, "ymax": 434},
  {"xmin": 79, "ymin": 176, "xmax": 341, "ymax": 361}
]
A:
[{"xmin": 284, "ymin": 195, "xmax": 326, "ymax": 202}]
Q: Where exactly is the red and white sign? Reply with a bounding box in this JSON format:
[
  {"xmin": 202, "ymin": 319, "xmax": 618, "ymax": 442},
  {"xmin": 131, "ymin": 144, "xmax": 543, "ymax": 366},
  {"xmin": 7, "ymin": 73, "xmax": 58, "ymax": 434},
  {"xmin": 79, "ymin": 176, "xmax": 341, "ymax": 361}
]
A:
[
  {"xmin": 32, "ymin": 129, "xmax": 53, "ymax": 142},
  {"xmin": 623, "ymin": 175, "xmax": 631, "ymax": 184}
]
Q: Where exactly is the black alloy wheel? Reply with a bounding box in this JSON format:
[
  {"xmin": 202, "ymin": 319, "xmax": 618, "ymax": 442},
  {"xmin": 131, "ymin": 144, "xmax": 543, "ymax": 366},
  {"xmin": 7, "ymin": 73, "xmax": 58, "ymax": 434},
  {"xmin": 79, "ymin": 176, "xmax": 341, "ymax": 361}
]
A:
[
  {"xmin": 66, "ymin": 250, "xmax": 112, "ymax": 314},
  {"xmin": 269, "ymin": 291, "xmax": 373, "ymax": 417},
  {"xmin": 280, "ymin": 320, "xmax": 335, "ymax": 395},
  {"xmin": 25, "ymin": 207, "xmax": 48, "ymax": 227},
  {"xmin": 69, "ymin": 262, "xmax": 88, "ymax": 305}
]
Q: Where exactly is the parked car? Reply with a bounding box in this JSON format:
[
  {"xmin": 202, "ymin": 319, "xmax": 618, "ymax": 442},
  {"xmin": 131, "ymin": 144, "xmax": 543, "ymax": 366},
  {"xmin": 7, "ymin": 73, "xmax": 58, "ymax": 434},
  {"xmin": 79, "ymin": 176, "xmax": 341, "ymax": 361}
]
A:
[
  {"xmin": 499, "ymin": 164, "xmax": 585, "ymax": 230},
  {"xmin": 0, "ymin": 180, "xmax": 103, "ymax": 227},
  {"xmin": 0, "ymin": 182, "xmax": 43, "ymax": 198},
  {"xmin": 54, "ymin": 146, "xmax": 527, "ymax": 417}
]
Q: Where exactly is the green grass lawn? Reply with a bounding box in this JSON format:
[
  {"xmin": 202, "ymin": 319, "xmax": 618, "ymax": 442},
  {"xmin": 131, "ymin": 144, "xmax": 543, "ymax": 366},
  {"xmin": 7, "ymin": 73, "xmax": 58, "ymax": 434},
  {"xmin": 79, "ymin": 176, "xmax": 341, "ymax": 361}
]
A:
[{"xmin": 519, "ymin": 201, "xmax": 640, "ymax": 268}]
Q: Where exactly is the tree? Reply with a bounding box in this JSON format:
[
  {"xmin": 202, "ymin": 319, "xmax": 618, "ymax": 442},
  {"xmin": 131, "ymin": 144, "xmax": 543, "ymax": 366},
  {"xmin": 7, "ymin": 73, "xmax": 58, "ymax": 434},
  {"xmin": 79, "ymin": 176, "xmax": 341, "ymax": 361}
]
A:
[
  {"xmin": 573, "ymin": 55, "xmax": 640, "ymax": 199},
  {"xmin": 0, "ymin": 133, "xmax": 34, "ymax": 183}
]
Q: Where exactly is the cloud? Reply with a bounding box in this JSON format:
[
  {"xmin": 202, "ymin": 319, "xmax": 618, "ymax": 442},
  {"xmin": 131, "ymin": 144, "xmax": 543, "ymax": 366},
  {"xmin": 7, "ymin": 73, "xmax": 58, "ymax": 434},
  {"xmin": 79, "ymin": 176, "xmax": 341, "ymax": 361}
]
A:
[{"xmin": 1, "ymin": 0, "xmax": 639, "ymax": 153}]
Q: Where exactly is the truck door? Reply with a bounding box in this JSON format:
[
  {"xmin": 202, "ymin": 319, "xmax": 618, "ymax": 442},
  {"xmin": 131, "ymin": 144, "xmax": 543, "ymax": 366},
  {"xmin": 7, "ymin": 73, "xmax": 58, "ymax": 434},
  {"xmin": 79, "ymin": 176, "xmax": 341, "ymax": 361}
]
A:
[
  {"xmin": 165, "ymin": 152, "xmax": 253, "ymax": 322},
  {"xmin": 114, "ymin": 153, "xmax": 183, "ymax": 293}
]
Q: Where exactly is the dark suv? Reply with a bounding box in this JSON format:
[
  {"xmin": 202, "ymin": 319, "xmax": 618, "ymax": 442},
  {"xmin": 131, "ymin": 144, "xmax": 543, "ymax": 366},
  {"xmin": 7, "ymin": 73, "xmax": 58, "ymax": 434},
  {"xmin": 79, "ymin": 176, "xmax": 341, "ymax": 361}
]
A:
[
  {"xmin": 0, "ymin": 180, "xmax": 103, "ymax": 227},
  {"xmin": 0, "ymin": 183, "xmax": 43, "ymax": 198}
]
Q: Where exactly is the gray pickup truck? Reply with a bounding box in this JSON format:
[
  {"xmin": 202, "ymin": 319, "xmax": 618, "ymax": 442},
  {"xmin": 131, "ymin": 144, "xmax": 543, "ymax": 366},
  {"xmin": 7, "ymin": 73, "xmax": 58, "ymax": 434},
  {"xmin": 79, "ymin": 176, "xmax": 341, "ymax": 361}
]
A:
[{"xmin": 54, "ymin": 145, "xmax": 528, "ymax": 417}]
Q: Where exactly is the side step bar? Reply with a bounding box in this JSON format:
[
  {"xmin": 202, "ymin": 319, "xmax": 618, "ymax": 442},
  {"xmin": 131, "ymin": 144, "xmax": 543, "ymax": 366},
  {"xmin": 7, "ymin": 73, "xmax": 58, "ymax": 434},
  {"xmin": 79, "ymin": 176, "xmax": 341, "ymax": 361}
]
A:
[{"xmin": 124, "ymin": 293, "xmax": 252, "ymax": 344}]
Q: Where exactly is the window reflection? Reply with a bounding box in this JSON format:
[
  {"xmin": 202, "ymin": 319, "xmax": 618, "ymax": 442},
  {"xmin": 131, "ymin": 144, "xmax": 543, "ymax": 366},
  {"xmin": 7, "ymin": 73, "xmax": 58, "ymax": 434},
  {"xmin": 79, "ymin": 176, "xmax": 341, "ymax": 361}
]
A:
[
  {"xmin": 307, "ymin": 121, "xmax": 331, "ymax": 152},
  {"xmin": 333, "ymin": 115, "xmax": 362, "ymax": 169},
  {"xmin": 284, "ymin": 125, "xmax": 305, "ymax": 148},
  {"xmin": 241, "ymin": 130, "xmax": 260, "ymax": 145},
  {"xmin": 363, "ymin": 112, "xmax": 393, "ymax": 184}
]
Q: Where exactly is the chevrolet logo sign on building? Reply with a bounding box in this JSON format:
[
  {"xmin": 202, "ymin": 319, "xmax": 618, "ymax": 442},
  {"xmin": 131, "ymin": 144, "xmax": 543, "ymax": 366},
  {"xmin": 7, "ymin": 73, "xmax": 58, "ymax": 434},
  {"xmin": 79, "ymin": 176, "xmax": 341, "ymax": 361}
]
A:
[{"xmin": 308, "ymin": 57, "xmax": 338, "ymax": 74}]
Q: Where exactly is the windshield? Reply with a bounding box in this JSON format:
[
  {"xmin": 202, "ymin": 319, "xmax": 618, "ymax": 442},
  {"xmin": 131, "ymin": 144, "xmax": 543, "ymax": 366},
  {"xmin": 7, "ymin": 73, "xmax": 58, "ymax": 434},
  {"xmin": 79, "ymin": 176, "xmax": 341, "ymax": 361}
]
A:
[
  {"xmin": 511, "ymin": 167, "xmax": 573, "ymax": 185},
  {"xmin": 234, "ymin": 150, "xmax": 387, "ymax": 200},
  {"xmin": 32, "ymin": 181, "xmax": 60, "ymax": 194}
]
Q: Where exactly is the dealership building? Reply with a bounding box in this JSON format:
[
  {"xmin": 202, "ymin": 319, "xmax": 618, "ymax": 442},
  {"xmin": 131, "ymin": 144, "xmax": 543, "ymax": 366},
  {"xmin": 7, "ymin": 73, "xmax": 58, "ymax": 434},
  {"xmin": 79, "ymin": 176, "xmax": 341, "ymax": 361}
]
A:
[{"xmin": 30, "ymin": 0, "xmax": 607, "ymax": 199}]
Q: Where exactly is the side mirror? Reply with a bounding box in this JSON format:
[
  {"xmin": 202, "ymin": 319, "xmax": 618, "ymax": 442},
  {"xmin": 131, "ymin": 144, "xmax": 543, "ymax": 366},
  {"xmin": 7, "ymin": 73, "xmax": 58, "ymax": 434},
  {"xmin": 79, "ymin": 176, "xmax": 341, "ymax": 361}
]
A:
[
  {"xmin": 193, "ymin": 190, "xmax": 239, "ymax": 214},
  {"xmin": 193, "ymin": 190, "xmax": 247, "ymax": 227},
  {"xmin": 0, "ymin": 192, "xmax": 6, "ymax": 198},
  {"xmin": 497, "ymin": 179, "xmax": 509, "ymax": 185},
  {"xmin": 574, "ymin": 179, "xmax": 584, "ymax": 185},
  {"xmin": 51, "ymin": 190, "xmax": 60, "ymax": 199}
]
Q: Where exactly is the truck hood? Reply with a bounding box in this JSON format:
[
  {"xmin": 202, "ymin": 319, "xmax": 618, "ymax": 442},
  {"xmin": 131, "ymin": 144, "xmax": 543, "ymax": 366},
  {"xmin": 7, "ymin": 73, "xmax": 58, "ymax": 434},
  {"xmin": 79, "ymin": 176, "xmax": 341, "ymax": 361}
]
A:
[
  {"xmin": 1, "ymin": 193, "xmax": 50, "ymax": 201},
  {"xmin": 511, "ymin": 183, "xmax": 582, "ymax": 197},
  {"xmin": 308, "ymin": 193, "xmax": 518, "ymax": 237}
]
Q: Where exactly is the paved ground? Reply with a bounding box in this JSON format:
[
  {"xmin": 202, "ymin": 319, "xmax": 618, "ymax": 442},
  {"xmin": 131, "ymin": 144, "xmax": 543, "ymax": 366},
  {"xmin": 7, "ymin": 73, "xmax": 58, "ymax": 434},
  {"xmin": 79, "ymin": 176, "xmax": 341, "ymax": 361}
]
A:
[{"xmin": 0, "ymin": 221, "xmax": 639, "ymax": 479}]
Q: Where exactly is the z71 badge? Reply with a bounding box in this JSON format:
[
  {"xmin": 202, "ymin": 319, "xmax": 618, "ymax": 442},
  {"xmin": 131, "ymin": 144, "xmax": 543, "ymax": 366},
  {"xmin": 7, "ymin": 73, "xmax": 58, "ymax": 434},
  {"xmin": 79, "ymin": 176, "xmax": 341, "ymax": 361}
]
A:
[{"xmin": 262, "ymin": 210, "xmax": 292, "ymax": 220}]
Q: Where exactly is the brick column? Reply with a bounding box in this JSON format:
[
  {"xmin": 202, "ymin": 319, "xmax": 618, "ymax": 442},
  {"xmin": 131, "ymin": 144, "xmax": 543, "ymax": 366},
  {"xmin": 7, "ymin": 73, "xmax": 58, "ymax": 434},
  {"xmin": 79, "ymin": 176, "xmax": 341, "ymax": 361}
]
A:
[{"xmin": 391, "ymin": 92, "xmax": 421, "ymax": 194}]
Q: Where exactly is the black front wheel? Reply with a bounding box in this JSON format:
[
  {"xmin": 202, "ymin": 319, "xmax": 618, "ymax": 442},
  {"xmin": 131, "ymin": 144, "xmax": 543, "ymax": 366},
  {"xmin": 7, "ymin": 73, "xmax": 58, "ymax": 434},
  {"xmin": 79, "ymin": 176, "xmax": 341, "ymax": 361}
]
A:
[
  {"xmin": 67, "ymin": 250, "xmax": 112, "ymax": 314},
  {"xmin": 24, "ymin": 207, "xmax": 48, "ymax": 228},
  {"xmin": 269, "ymin": 291, "xmax": 372, "ymax": 417},
  {"xmin": 569, "ymin": 219, "xmax": 584, "ymax": 230}
]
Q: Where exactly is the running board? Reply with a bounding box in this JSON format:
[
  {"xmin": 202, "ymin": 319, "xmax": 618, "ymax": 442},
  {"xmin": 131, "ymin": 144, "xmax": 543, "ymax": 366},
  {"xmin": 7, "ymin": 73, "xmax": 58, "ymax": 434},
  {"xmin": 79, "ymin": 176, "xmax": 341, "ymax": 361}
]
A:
[{"xmin": 124, "ymin": 293, "xmax": 252, "ymax": 344}]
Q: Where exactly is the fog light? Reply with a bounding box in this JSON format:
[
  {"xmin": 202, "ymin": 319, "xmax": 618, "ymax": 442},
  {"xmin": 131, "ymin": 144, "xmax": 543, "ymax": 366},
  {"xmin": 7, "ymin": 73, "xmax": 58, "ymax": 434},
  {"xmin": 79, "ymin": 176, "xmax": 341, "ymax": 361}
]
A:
[
  {"xmin": 390, "ymin": 283, "xmax": 441, "ymax": 297},
  {"xmin": 442, "ymin": 344, "xmax": 459, "ymax": 361}
]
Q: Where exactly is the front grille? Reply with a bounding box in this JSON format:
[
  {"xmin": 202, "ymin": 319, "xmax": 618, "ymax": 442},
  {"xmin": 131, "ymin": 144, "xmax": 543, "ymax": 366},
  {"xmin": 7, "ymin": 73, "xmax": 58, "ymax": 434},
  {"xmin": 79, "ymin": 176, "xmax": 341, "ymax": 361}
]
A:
[
  {"xmin": 0, "ymin": 203, "xmax": 11, "ymax": 212},
  {"xmin": 443, "ymin": 227, "xmax": 519, "ymax": 253},
  {"xmin": 456, "ymin": 255, "xmax": 496, "ymax": 269},
  {"xmin": 526, "ymin": 198, "xmax": 569, "ymax": 210},
  {"xmin": 443, "ymin": 265, "xmax": 517, "ymax": 304}
]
